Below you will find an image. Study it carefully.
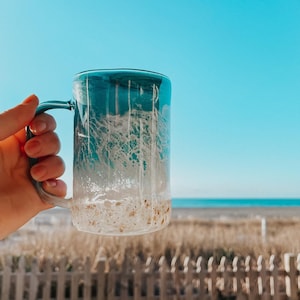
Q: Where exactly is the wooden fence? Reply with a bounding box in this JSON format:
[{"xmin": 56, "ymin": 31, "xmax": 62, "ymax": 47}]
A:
[{"xmin": 1, "ymin": 253, "xmax": 300, "ymax": 300}]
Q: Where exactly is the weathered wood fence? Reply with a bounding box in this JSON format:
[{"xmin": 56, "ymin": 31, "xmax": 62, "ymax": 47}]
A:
[{"xmin": 1, "ymin": 253, "xmax": 300, "ymax": 300}]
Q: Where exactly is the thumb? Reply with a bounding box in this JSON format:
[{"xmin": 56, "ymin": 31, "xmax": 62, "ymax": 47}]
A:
[{"xmin": 0, "ymin": 95, "xmax": 39, "ymax": 141}]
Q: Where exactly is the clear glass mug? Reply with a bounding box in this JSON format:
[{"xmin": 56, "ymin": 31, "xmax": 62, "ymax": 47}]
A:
[{"xmin": 27, "ymin": 69, "xmax": 172, "ymax": 235}]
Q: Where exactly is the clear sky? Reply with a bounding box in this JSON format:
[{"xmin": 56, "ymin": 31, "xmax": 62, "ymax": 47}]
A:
[{"xmin": 0, "ymin": 1, "xmax": 299, "ymax": 198}]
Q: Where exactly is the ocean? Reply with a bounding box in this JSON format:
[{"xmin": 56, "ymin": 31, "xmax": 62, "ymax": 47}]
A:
[{"xmin": 171, "ymin": 198, "xmax": 300, "ymax": 208}]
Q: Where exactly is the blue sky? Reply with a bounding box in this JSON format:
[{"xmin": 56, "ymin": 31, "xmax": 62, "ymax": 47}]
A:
[{"xmin": 0, "ymin": 1, "xmax": 299, "ymax": 198}]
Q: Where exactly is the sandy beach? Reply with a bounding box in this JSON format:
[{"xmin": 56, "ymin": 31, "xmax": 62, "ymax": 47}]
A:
[
  {"xmin": 171, "ymin": 206, "xmax": 300, "ymax": 220},
  {"xmin": 32, "ymin": 205, "xmax": 300, "ymax": 227}
]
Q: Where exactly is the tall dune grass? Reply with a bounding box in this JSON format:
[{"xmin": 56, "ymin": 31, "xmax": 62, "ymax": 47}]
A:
[{"xmin": 1, "ymin": 217, "xmax": 300, "ymax": 268}]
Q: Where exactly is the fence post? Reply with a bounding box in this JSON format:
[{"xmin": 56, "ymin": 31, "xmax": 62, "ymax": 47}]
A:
[
  {"xmin": 219, "ymin": 256, "xmax": 232, "ymax": 297},
  {"xmin": 107, "ymin": 258, "xmax": 117, "ymax": 300},
  {"xmin": 15, "ymin": 255, "xmax": 26, "ymax": 300},
  {"xmin": 245, "ymin": 256, "xmax": 258, "ymax": 300},
  {"xmin": 70, "ymin": 258, "xmax": 80, "ymax": 300},
  {"xmin": 171, "ymin": 256, "xmax": 180, "ymax": 298},
  {"xmin": 133, "ymin": 257, "xmax": 142, "ymax": 300},
  {"xmin": 257, "ymin": 255, "xmax": 270, "ymax": 300},
  {"xmin": 297, "ymin": 254, "xmax": 300, "ymax": 293},
  {"xmin": 232, "ymin": 256, "xmax": 245, "ymax": 300},
  {"xmin": 120, "ymin": 254, "xmax": 130, "ymax": 300},
  {"xmin": 57, "ymin": 256, "xmax": 67, "ymax": 300},
  {"xmin": 158, "ymin": 256, "xmax": 167, "ymax": 300},
  {"xmin": 261, "ymin": 217, "xmax": 267, "ymax": 243},
  {"xmin": 29, "ymin": 257, "xmax": 39, "ymax": 300},
  {"xmin": 284, "ymin": 253, "xmax": 298, "ymax": 300},
  {"xmin": 269, "ymin": 255, "xmax": 280, "ymax": 300},
  {"xmin": 95, "ymin": 257, "xmax": 106, "ymax": 300},
  {"xmin": 84, "ymin": 257, "xmax": 92, "ymax": 300},
  {"xmin": 208, "ymin": 256, "xmax": 217, "ymax": 300},
  {"xmin": 1, "ymin": 255, "xmax": 12, "ymax": 299},
  {"xmin": 183, "ymin": 256, "xmax": 193, "ymax": 299},
  {"xmin": 196, "ymin": 256, "xmax": 207, "ymax": 298},
  {"xmin": 145, "ymin": 257, "xmax": 155, "ymax": 300},
  {"xmin": 42, "ymin": 258, "xmax": 52, "ymax": 300}
]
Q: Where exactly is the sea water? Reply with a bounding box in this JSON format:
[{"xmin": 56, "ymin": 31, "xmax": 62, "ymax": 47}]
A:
[{"xmin": 172, "ymin": 198, "xmax": 300, "ymax": 208}]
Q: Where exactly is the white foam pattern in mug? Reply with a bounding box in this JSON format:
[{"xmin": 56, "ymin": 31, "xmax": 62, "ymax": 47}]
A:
[{"xmin": 72, "ymin": 104, "xmax": 171, "ymax": 234}]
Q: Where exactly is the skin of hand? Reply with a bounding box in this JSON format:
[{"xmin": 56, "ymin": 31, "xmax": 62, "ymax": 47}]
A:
[{"xmin": 0, "ymin": 95, "xmax": 67, "ymax": 239}]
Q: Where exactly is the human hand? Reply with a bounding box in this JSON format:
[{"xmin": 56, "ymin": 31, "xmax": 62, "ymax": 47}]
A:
[{"xmin": 0, "ymin": 95, "xmax": 66, "ymax": 239}]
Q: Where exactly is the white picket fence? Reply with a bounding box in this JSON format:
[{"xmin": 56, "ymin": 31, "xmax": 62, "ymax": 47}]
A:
[{"xmin": 0, "ymin": 253, "xmax": 300, "ymax": 300}]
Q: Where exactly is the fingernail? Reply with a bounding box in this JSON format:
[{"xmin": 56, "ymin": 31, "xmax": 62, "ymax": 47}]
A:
[
  {"xmin": 30, "ymin": 120, "xmax": 47, "ymax": 134},
  {"xmin": 45, "ymin": 179, "xmax": 57, "ymax": 187},
  {"xmin": 23, "ymin": 94, "xmax": 38, "ymax": 105},
  {"xmin": 25, "ymin": 140, "xmax": 41, "ymax": 156}
]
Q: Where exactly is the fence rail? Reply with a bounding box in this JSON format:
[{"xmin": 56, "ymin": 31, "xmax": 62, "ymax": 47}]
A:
[{"xmin": 1, "ymin": 253, "xmax": 300, "ymax": 300}]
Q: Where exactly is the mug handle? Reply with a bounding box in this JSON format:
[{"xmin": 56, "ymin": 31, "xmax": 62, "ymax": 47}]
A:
[{"xmin": 26, "ymin": 100, "xmax": 75, "ymax": 208}]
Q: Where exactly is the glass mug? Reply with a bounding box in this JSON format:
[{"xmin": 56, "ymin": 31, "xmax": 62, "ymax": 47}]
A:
[{"xmin": 27, "ymin": 69, "xmax": 172, "ymax": 236}]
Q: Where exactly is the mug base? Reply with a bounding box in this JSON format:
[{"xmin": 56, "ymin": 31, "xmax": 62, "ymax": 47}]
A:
[
  {"xmin": 73, "ymin": 221, "xmax": 170, "ymax": 236},
  {"xmin": 71, "ymin": 198, "xmax": 171, "ymax": 236}
]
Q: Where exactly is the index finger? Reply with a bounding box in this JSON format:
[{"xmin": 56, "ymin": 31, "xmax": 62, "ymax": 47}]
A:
[{"xmin": 0, "ymin": 95, "xmax": 38, "ymax": 141}]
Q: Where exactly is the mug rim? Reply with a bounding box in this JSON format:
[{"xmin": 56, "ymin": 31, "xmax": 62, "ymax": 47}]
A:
[{"xmin": 74, "ymin": 68, "xmax": 170, "ymax": 80}]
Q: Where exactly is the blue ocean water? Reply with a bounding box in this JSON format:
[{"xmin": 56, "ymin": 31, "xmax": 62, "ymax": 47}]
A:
[{"xmin": 172, "ymin": 198, "xmax": 300, "ymax": 208}]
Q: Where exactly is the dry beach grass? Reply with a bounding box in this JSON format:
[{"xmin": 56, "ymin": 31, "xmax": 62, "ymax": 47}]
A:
[{"xmin": 1, "ymin": 206, "xmax": 300, "ymax": 267}]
